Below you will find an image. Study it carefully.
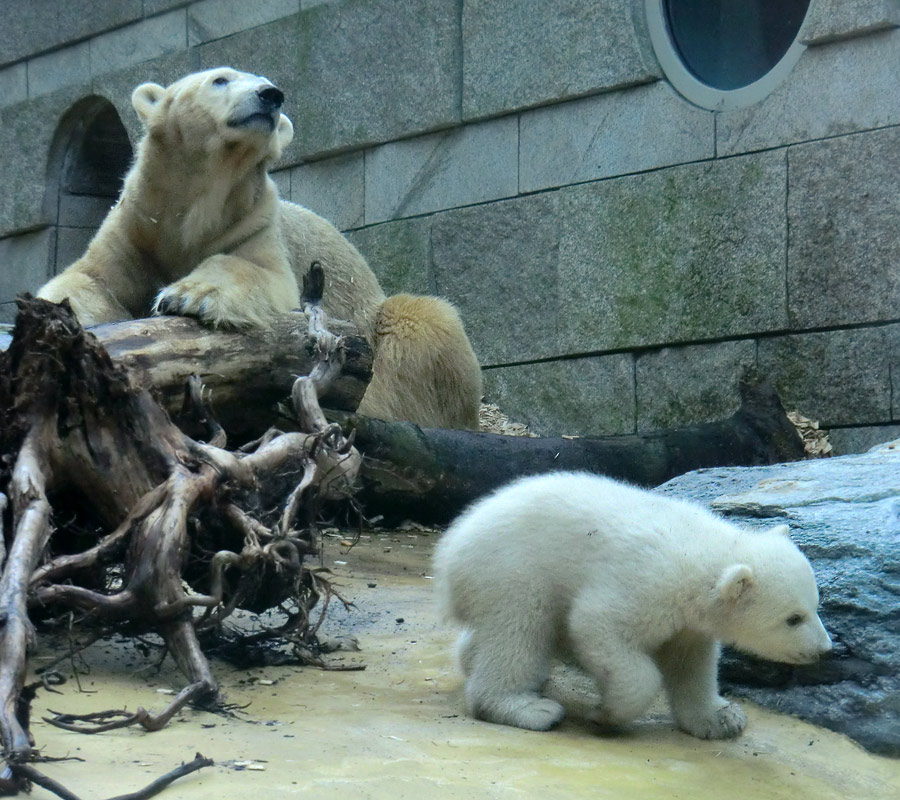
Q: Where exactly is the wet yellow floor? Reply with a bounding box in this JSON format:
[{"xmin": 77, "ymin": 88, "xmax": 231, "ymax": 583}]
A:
[{"xmin": 27, "ymin": 531, "xmax": 900, "ymax": 799}]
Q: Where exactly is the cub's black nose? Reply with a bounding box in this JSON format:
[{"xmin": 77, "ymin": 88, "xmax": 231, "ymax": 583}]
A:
[{"xmin": 258, "ymin": 86, "xmax": 284, "ymax": 109}]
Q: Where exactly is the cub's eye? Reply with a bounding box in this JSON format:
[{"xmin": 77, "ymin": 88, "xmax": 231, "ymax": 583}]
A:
[
  {"xmin": 212, "ymin": 76, "xmax": 230, "ymax": 87},
  {"xmin": 786, "ymin": 613, "xmax": 805, "ymax": 627}
]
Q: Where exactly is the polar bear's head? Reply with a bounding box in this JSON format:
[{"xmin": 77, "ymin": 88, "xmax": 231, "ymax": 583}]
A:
[
  {"xmin": 713, "ymin": 525, "xmax": 832, "ymax": 665},
  {"xmin": 131, "ymin": 67, "xmax": 294, "ymax": 162}
]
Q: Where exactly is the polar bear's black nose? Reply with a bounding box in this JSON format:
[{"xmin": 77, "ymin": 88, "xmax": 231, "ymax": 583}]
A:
[{"xmin": 258, "ymin": 86, "xmax": 284, "ymax": 110}]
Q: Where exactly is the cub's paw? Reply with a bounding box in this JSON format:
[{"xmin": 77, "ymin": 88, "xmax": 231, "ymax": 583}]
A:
[
  {"xmin": 509, "ymin": 697, "xmax": 567, "ymax": 731},
  {"xmin": 678, "ymin": 701, "xmax": 748, "ymax": 740},
  {"xmin": 154, "ymin": 280, "xmax": 268, "ymax": 328}
]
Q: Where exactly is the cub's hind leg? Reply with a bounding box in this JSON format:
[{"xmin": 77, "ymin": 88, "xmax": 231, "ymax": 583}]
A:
[{"xmin": 461, "ymin": 617, "xmax": 564, "ymax": 732}]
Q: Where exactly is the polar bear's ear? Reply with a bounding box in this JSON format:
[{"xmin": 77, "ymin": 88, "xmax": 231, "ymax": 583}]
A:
[
  {"xmin": 716, "ymin": 564, "xmax": 754, "ymax": 603},
  {"xmin": 768, "ymin": 524, "xmax": 791, "ymax": 538},
  {"xmin": 271, "ymin": 113, "xmax": 294, "ymax": 158},
  {"xmin": 132, "ymin": 83, "xmax": 166, "ymax": 124}
]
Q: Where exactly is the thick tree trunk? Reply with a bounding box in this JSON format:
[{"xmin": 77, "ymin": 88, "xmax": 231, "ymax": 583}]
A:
[
  {"xmin": 0, "ymin": 309, "xmax": 372, "ymax": 442},
  {"xmin": 336, "ymin": 375, "xmax": 806, "ymax": 524}
]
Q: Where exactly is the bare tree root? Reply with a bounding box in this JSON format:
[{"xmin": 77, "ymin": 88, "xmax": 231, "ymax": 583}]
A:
[
  {"xmin": 10, "ymin": 752, "xmax": 213, "ymax": 800},
  {"xmin": 0, "ymin": 271, "xmax": 362, "ymax": 791}
]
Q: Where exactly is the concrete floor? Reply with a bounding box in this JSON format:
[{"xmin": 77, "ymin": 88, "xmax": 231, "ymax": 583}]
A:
[{"xmin": 26, "ymin": 530, "xmax": 900, "ymax": 799}]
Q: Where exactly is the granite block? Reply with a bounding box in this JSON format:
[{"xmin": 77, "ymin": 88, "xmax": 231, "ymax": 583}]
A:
[
  {"xmin": 828, "ymin": 425, "xmax": 900, "ymax": 455},
  {"xmin": 430, "ymin": 193, "xmax": 561, "ymax": 366},
  {"xmin": 29, "ymin": 41, "xmax": 91, "ymax": 98},
  {"xmin": 345, "ymin": 217, "xmax": 433, "ymax": 298},
  {"xmin": 558, "ymin": 151, "xmax": 789, "ymax": 353},
  {"xmin": 0, "ymin": 228, "xmax": 56, "ymax": 301},
  {"xmin": 635, "ymin": 340, "xmax": 758, "ymax": 432},
  {"xmin": 60, "ymin": 1, "xmax": 144, "ymax": 45},
  {"xmin": 800, "ymin": 0, "xmax": 900, "ymax": 45},
  {"xmin": 291, "ymin": 152, "xmax": 364, "ymax": 230},
  {"xmin": 717, "ymin": 30, "xmax": 900, "ymax": 155},
  {"xmin": 54, "ymin": 226, "xmax": 97, "ymax": 273},
  {"xmin": 365, "ymin": 117, "xmax": 518, "ymax": 224},
  {"xmin": 482, "ymin": 355, "xmax": 636, "ymax": 437},
  {"xmin": 787, "ymin": 126, "xmax": 900, "ymax": 328},
  {"xmin": 758, "ymin": 326, "xmax": 897, "ymax": 426},
  {"xmin": 0, "ymin": 85, "xmax": 89, "ymax": 239},
  {"xmin": 0, "ymin": 62, "xmax": 27, "ymax": 107},
  {"xmin": 293, "ymin": 0, "xmax": 461, "ymax": 157},
  {"xmin": 90, "ymin": 9, "xmax": 187, "ymax": 77},
  {"xmin": 520, "ymin": 81, "xmax": 714, "ymax": 193},
  {"xmin": 188, "ymin": 0, "xmax": 299, "ymax": 46},
  {"xmin": 462, "ymin": 0, "xmax": 659, "ymax": 120}
]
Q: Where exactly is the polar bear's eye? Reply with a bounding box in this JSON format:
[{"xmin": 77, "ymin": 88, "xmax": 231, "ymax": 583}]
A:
[
  {"xmin": 785, "ymin": 613, "xmax": 805, "ymax": 627},
  {"xmin": 212, "ymin": 76, "xmax": 230, "ymax": 87}
]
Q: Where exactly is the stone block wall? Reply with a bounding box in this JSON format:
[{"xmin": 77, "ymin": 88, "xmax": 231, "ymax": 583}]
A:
[{"xmin": 0, "ymin": 0, "xmax": 898, "ymax": 453}]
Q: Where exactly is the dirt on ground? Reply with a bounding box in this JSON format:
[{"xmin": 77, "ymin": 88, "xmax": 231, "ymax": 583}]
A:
[{"xmin": 24, "ymin": 530, "xmax": 900, "ymax": 800}]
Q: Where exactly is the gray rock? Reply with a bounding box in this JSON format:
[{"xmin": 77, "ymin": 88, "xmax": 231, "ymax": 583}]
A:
[
  {"xmin": 364, "ymin": 116, "xmax": 518, "ymax": 224},
  {"xmin": 0, "ymin": 63, "xmax": 27, "ymax": 109},
  {"xmin": 0, "ymin": 84, "xmax": 90, "ymax": 239},
  {"xmin": 90, "ymin": 9, "xmax": 187, "ymax": 78},
  {"xmin": 657, "ymin": 440, "xmax": 900, "ymax": 755},
  {"xmin": 290, "ymin": 152, "xmax": 365, "ymax": 231},
  {"xmin": 829, "ymin": 425, "xmax": 900, "ymax": 456},
  {"xmin": 519, "ymin": 82, "xmax": 713, "ymax": 193},
  {"xmin": 188, "ymin": 0, "xmax": 297, "ymax": 46},
  {"xmin": 0, "ymin": 228, "xmax": 56, "ymax": 305}
]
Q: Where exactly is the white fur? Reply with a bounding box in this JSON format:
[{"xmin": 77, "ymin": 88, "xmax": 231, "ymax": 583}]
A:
[
  {"xmin": 433, "ymin": 472, "xmax": 832, "ymax": 738},
  {"xmin": 37, "ymin": 67, "xmax": 483, "ymax": 429}
]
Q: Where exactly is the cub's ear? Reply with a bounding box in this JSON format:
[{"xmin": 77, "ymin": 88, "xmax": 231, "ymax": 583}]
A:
[
  {"xmin": 768, "ymin": 523, "xmax": 791, "ymax": 538},
  {"xmin": 270, "ymin": 113, "xmax": 294, "ymax": 158},
  {"xmin": 716, "ymin": 564, "xmax": 754, "ymax": 603},
  {"xmin": 132, "ymin": 83, "xmax": 165, "ymax": 124}
]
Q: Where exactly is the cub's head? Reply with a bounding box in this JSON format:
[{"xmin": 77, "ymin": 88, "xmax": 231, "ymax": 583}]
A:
[
  {"xmin": 713, "ymin": 525, "xmax": 832, "ymax": 665},
  {"xmin": 131, "ymin": 67, "xmax": 294, "ymax": 161}
]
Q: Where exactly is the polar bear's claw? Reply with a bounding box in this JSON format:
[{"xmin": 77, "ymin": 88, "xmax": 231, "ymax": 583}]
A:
[{"xmin": 680, "ymin": 701, "xmax": 748, "ymax": 740}]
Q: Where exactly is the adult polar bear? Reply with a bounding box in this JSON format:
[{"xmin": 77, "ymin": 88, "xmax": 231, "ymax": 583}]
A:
[
  {"xmin": 434, "ymin": 472, "xmax": 833, "ymax": 739},
  {"xmin": 38, "ymin": 67, "xmax": 483, "ymax": 429}
]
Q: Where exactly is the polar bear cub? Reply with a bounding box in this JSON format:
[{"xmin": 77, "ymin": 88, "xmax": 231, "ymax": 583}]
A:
[{"xmin": 433, "ymin": 471, "xmax": 832, "ymax": 739}]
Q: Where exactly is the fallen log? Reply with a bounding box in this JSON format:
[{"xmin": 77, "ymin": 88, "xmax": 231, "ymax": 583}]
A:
[
  {"xmin": 1, "ymin": 305, "xmax": 372, "ymax": 442},
  {"xmin": 334, "ymin": 374, "xmax": 806, "ymax": 524}
]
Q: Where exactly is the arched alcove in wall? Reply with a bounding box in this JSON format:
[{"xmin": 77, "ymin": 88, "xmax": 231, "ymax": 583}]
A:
[{"xmin": 44, "ymin": 96, "xmax": 133, "ymax": 275}]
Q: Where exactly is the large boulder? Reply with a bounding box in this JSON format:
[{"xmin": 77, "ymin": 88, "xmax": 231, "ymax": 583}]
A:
[{"xmin": 657, "ymin": 439, "xmax": 900, "ymax": 756}]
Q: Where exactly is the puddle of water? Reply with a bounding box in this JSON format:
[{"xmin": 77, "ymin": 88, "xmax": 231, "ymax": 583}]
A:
[{"xmin": 27, "ymin": 532, "xmax": 900, "ymax": 800}]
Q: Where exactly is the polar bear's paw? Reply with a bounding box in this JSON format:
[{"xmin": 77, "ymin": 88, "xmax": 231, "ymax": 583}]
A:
[
  {"xmin": 678, "ymin": 701, "xmax": 748, "ymax": 740},
  {"xmin": 475, "ymin": 694, "xmax": 566, "ymax": 731},
  {"xmin": 507, "ymin": 697, "xmax": 567, "ymax": 731},
  {"xmin": 154, "ymin": 279, "xmax": 268, "ymax": 329}
]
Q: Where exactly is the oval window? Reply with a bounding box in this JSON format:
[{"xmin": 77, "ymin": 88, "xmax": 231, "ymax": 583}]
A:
[{"xmin": 646, "ymin": 0, "xmax": 812, "ymax": 110}]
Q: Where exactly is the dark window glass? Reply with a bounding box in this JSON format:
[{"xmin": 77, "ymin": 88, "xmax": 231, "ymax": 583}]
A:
[{"xmin": 664, "ymin": 0, "xmax": 811, "ymax": 90}]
